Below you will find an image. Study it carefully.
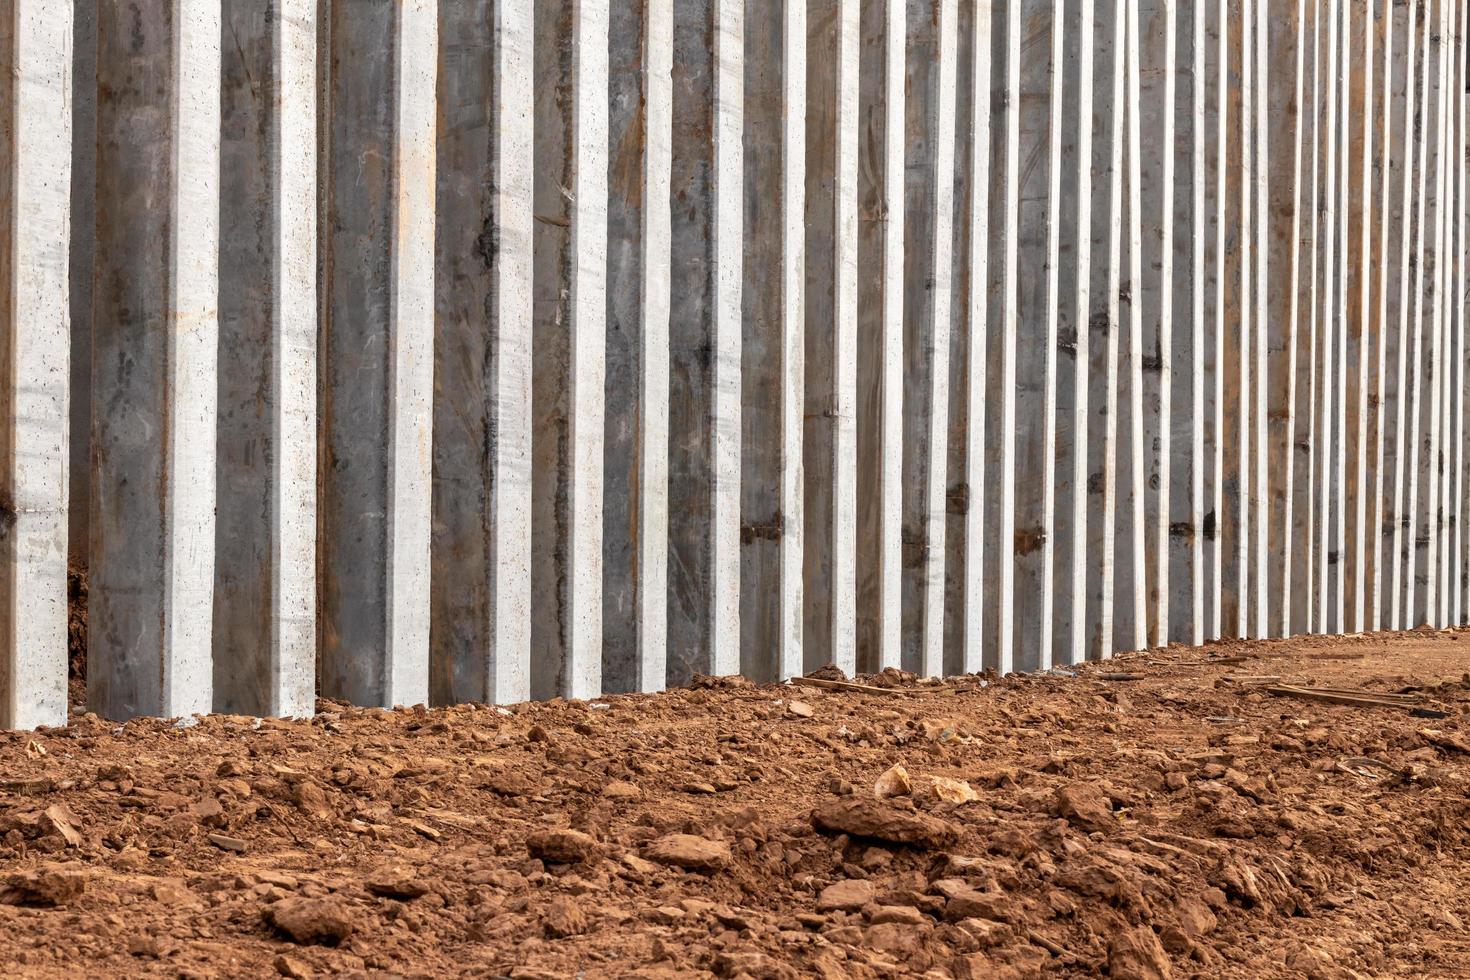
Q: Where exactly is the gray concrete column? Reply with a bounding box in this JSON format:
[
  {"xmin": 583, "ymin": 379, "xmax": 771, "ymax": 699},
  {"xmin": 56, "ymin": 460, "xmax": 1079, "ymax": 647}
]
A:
[
  {"xmin": 0, "ymin": 1, "xmax": 72, "ymax": 729},
  {"xmin": 1204, "ymin": 0, "xmax": 1225, "ymax": 639},
  {"xmin": 89, "ymin": 0, "xmax": 218, "ymax": 720},
  {"xmin": 855, "ymin": 0, "xmax": 903, "ymax": 673},
  {"xmin": 668, "ymin": 0, "xmax": 742, "ymax": 686},
  {"xmin": 531, "ymin": 0, "xmax": 608, "ymax": 700},
  {"xmin": 1266, "ymin": 0, "xmax": 1304, "ymax": 638},
  {"xmin": 1453, "ymin": 0, "xmax": 1466, "ymax": 625},
  {"xmin": 431, "ymin": 0, "xmax": 535, "ymax": 707},
  {"xmin": 1371, "ymin": 0, "xmax": 1402, "ymax": 633},
  {"xmin": 943, "ymin": 0, "xmax": 993, "ymax": 676},
  {"xmin": 1219, "ymin": 0, "xmax": 1248, "ymax": 639},
  {"xmin": 1007, "ymin": 0, "xmax": 1060, "ymax": 671},
  {"xmin": 803, "ymin": 0, "xmax": 858, "ymax": 679},
  {"xmin": 604, "ymin": 0, "xmax": 672, "ymax": 694},
  {"xmin": 741, "ymin": 0, "xmax": 804, "ymax": 682},
  {"xmin": 67, "ymin": 1, "xmax": 94, "ymax": 569},
  {"xmin": 1405, "ymin": 0, "xmax": 1434, "ymax": 627},
  {"xmin": 214, "ymin": 0, "xmax": 317, "ymax": 718},
  {"xmin": 320, "ymin": 0, "xmax": 436, "ymax": 708},
  {"xmin": 899, "ymin": 0, "xmax": 957, "ymax": 679}
]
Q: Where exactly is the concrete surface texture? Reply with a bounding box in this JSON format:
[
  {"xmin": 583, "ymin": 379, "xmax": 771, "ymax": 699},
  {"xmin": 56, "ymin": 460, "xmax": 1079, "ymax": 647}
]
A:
[{"xmin": 0, "ymin": 0, "xmax": 1467, "ymax": 726}]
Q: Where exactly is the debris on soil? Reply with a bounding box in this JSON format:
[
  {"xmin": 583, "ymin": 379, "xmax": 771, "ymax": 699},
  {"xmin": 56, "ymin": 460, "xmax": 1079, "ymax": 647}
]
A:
[{"xmin": 2, "ymin": 629, "xmax": 1470, "ymax": 975}]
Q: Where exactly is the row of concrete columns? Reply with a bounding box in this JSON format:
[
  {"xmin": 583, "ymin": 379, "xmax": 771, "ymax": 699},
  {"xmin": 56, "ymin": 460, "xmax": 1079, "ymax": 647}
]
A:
[{"xmin": 1, "ymin": 0, "xmax": 1467, "ymax": 727}]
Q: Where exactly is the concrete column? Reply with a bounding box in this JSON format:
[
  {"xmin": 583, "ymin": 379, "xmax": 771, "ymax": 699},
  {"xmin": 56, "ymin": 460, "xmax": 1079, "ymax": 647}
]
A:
[
  {"xmin": 900, "ymin": 0, "xmax": 957, "ymax": 679},
  {"xmin": 214, "ymin": 0, "xmax": 316, "ymax": 718},
  {"xmin": 1365, "ymin": 0, "xmax": 1393, "ymax": 632},
  {"xmin": 67, "ymin": 2, "xmax": 93, "ymax": 569},
  {"xmin": 803, "ymin": 0, "xmax": 858, "ymax": 678},
  {"xmin": 1219, "ymin": 0, "xmax": 1248, "ymax": 639},
  {"xmin": 1185, "ymin": 0, "xmax": 1208, "ymax": 645},
  {"xmin": 1372, "ymin": 0, "xmax": 1402, "ymax": 633},
  {"xmin": 1054, "ymin": 0, "xmax": 1095, "ymax": 664},
  {"xmin": 1140, "ymin": 0, "xmax": 1175, "ymax": 648},
  {"xmin": 855, "ymin": 0, "xmax": 903, "ymax": 673},
  {"xmin": 431, "ymin": 0, "xmax": 534, "ymax": 706},
  {"xmin": 0, "ymin": 1, "xmax": 71, "ymax": 729},
  {"xmin": 320, "ymin": 0, "xmax": 435, "ymax": 708},
  {"xmin": 741, "ymin": 0, "xmax": 804, "ymax": 682},
  {"xmin": 1388, "ymin": 0, "xmax": 1421, "ymax": 630},
  {"xmin": 604, "ymin": 0, "xmax": 671, "ymax": 694},
  {"xmin": 1405, "ymin": 0, "xmax": 1435, "ymax": 626},
  {"xmin": 1432, "ymin": 0, "xmax": 1454, "ymax": 628},
  {"xmin": 1454, "ymin": 0, "xmax": 1466, "ymax": 624},
  {"xmin": 1008, "ymin": 0, "xmax": 1060, "ymax": 672},
  {"xmin": 1117, "ymin": 0, "xmax": 1148, "ymax": 654},
  {"xmin": 1249, "ymin": 0, "xmax": 1270, "ymax": 639},
  {"xmin": 531, "ymin": 0, "xmax": 607, "ymax": 700},
  {"xmin": 1314, "ymin": 0, "xmax": 1341, "ymax": 634},
  {"xmin": 668, "ymin": 0, "xmax": 742, "ymax": 685},
  {"xmin": 1204, "ymin": 0, "xmax": 1225, "ymax": 639},
  {"xmin": 89, "ymin": 0, "xmax": 217, "ymax": 720},
  {"xmin": 1267, "ymin": 0, "xmax": 1304, "ymax": 638},
  {"xmin": 1329, "ymin": 0, "xmax": 1350, "ymax": 631},
  {"xmin": 945, "ymin": 0, "xmax": 993, "ymax": 674}
]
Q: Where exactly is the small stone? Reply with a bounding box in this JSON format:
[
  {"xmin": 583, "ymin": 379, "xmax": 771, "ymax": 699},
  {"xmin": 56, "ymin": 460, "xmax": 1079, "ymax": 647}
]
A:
[
  {"xmin": 126, "ymin": 935, "xmax": 161, "ymax": 958},
  {"xmin": 931, "ymin": 777, "xmax": 979, "ymax": 804},
  {"xmin": 208, "ymin": 833, "xmax": 249, "ymax": 853},
  {"xmin": 1108, "ymin": 924, "xmax": 1173, "ymax": 980},
  {"xmin": 864, "ymin": 922, "xmax": 920, "ymax": 954},
  {"xmin": 873, "ymin": 764, "xmax": 912, "ymax": 800},
  {"xmin": 867, "ymin": 904, "xmax": 925, "ymax": 925},
  {"xmin": 41, "ymin": 805, "xmax": 82, "ymax": 847},
  {"xmin": 0, "ymin": 869, "xmax": 85, "ymax": 907},
  {"xmin": 1053, "ymin": 782, "xmax": 1117, "ymax": 833},
  {"xmin": 149, "ymin": 880, "xmax": 195, "ymax": 906},
  {"xmin": 602, "ymin": 780, "xmax": 642, "ymax": 801},
  {"xmin": 265, "ymin": 897, "xmax": 356, "ymax": 946},
  {"xmin": 810, "ymin": 798, "xmax": 959, "ymax": 850},
  {"xmin": 815, "ymin": 879, "xmax": 876, "ymax": 913},
  {"xmin": 644, "ymin": 834, "xmax": 732, "ymax": 872},
  {"xmin": 274, "ymin": 954, "xmax": 313, "ymax": 979},
  {"xmin": 542, "ymin": 895, "xmax": 588, "ymax": 937},
  {"xmin": 526, "ymin": 828, "xmax": 600, "ymax": 864},
  {"xmin": 366, "ymin": 872, "xmax": 431, "ymax": 900},
  {"xmin": 954, "ymin": 917, "xmax": 1010, "ymax": 948},
  {"xmin": 787, "ymin": 701, "xmax": 815, "ymax": 718}
]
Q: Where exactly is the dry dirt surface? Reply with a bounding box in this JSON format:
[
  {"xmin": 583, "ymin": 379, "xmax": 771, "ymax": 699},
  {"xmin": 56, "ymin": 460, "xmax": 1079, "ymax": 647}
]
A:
[{"xmin": 2, "ymin": 631, "xmax": 1470, "ymax": 978}]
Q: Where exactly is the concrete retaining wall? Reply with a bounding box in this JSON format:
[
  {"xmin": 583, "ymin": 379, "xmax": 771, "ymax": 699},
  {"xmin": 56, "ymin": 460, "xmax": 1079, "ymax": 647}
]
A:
[{"xmin": 0, "ymin": 0, "xmax": 1465, "ymax": 726}]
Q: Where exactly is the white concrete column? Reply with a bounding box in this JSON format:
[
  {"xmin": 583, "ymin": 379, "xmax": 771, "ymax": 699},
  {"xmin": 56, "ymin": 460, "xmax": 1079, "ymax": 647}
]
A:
[
  {"xmin": 1186, "ymin": 0, "xmax": 1208, "ymax": 645},
  {"xmin": 1432, "ymin": 0, "xmax": 1455, "ymax": 627},
  {"xmin": 1204, "ymin": 0, "xmax": 1226, "ymax": 639},
  {"xmin": 0, "ymin": 1, "xmax": 71, "ymax": 729},
  {"xmin": 67, "ymin": 2, "xmax": 93, "ymax": 571},
  {"xmin": 1219, "ymin": 0, "xmax": 1250, "ymax": 640},
  {"xmin": 741, "ymin": 0, "xmax": 804, "ymax": 682},
  {"xmin": 900, "ymin": 0, "xmax": 957, "ymax": 679},
  {"xmin": 1369, "ymin": 0, "xmax": 1396, "ymax": 632},
  {"xmin": 855, "ymin": 0, "xmax": 903, "ymax": 673},
  {"xmin": 1454, "ymin": 0, "xmax": 1467, "ymax": 624},
  {"xmin": 668, "ymin": 0, "xmax": 742, "ymax": 685},
  {"xmin": 604, "ymin": 0, "xmax": 671, "ymax": 694},
  {"xmin": 432, "ymin": 0, "xmax": 534, "ymax": 706},
  {"xmin": 320, "ymin": 0, "xmax": 435, "ymax": 708},
  {"xmin": 1405, "ymin": 0, "xmax": 1436, "ymax": 626},
  {"xmin": 945, "ymin": 0, "xmax": 993, "ymax": 674},
  {"xmin": 89, "ymin": 0, "xmax": 217, "ymax": 721},
  {"xmin": 803, "ymin": 0, "xmax": 858, "ymax": 679},
  {"xmin": 215, "ymin": 0, "xmax": 316, "ymax": 718},
  {"xmin": 1293, "ymin": 0, "xmax": 1324, "ymax": 636},
  {"xmin": 531, "ymin": 0, "xmax": 607, "ymax": 700}
]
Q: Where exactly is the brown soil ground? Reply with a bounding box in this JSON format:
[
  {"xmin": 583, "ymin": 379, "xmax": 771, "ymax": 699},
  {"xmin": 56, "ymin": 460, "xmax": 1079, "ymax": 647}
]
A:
[{"xmin": 3, "ymin": 630, "xmax": 1470, "ymax": 979}]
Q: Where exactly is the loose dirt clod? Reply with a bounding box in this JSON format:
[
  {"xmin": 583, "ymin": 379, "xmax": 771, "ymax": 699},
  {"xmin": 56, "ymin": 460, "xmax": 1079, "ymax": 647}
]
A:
[{"xmin": 265, "ymin": 897, "xmax": 355, "ymax": 946}]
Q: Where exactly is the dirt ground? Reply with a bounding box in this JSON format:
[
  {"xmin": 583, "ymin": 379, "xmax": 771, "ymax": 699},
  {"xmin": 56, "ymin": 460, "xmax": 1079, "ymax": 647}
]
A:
[{"xmin": 2, "ymin": 629, "xmax": 1470, "ymax": 978}]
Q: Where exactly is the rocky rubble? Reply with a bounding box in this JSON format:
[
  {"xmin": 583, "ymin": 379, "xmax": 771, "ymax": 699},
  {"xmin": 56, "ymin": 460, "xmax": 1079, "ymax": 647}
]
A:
[{"xmin": 0, "ymin": 630, "xmax": 1467, "ymax": 976}]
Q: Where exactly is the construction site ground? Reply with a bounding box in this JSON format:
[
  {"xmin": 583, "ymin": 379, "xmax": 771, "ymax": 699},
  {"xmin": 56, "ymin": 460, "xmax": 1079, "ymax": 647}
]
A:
[{"xmin": 3, "ymin": 628, "xmax": 1470, "ymax": 978}]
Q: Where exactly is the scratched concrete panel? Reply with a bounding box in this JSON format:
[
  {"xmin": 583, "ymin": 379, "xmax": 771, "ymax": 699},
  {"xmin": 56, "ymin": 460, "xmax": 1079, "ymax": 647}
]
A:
[
  {"xmin": 604, "ymin": 0, "xmax": 671, "ymax": 694},
  {"xmin": 1367, "ymin": 0, "xmax": 1396, "ymax": 631},
  {"xmin": 804, "ymin": 0, "xmax": 859, "ymax": 676},
  {"xmin": 855, "ymin": 0, "xmax": 904, "ymax": 673},
  {"xmin": 1313, "ymin": 0, "xmax": 1342, "ymax": 633},
  {"xmin": 1139, "ymin": 0, "xmax": 1172, "ymax": 648},
  {"xmin": 741, "ymin": 0, "xmax": 803, "ymax": 682},
  {"xmin": 1049, "ymin": 0, "xmax": 1086, "ymax": 665},
  {"xmin": 0, "ymin": 1, "xmax": 71, "ymax": 729},
  {"xmin": 900, "ymin": 0, "xmax": 957, "ymax": 678},
  {"xmin": 216, "ymin": 0, "xmax": 317, "ymax": 718},
  {"xmin": 432, "ymin": 0, "xmax": 535, "ymax": 705},
  {"xmin": 90, "ymin": 0, "xmax": 218, "ymax": 721},
  {"xmin": 532, "ymin": 0, "xmax": 607, "ymax": 700},
  {"xmin": 321, "ymin": 0, "xmax": 435, "ymax": 708},
  {"xmin": 668, "ymin": 0, "xmax": 742, "ymax": 685},
  {"xmin": 1431, "ymin": 0, "xmax": 1454, "ymax": 628},
  {"xmin": 1265, "ymin": 0, "xmax": 1302, "ymax": 637}
]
